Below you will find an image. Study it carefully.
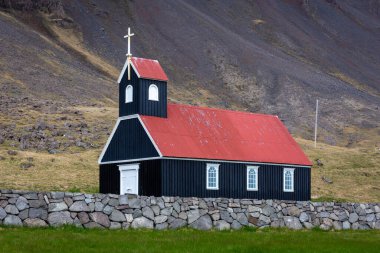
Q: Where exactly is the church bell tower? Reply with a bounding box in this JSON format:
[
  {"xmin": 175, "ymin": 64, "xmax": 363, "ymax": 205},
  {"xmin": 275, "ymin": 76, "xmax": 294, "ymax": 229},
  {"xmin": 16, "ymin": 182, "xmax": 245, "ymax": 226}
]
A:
[{"xmin": 117, "ymin": 28, "xmax": 168, "ymax": 118}]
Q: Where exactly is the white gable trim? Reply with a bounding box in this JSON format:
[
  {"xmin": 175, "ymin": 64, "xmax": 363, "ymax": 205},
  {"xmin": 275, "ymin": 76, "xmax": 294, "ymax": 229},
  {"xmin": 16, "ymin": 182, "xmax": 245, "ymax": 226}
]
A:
[
  {"xmin": 117, "ymin": 60, "xmax": 141, "ymax": 84},
  {"xmin": 98, "ymin": 118, "xmax": 122, "ymax": 164},
  {"xmin": 98, "ymin": 114, "xmax": 162, "ymax": 164},
  {"xmin": 137, "ymin": 115, "xmax": 163, "ymax": 157}
]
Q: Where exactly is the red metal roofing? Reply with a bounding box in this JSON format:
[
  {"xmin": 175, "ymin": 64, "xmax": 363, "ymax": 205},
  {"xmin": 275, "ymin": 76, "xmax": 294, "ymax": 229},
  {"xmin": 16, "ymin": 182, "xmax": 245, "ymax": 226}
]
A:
[
  {"xmin": 131, "ymin": 57, "xmax": 168, "ymax": 81},
  {"xmin": 140, "ymin": 104, "xmax": 312, "ymax": 166}
]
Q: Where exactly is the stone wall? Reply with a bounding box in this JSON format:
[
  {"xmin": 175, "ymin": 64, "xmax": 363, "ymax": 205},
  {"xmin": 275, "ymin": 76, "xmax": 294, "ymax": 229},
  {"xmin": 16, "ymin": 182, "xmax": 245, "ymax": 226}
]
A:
[{"xmin": 0, "ymin": 190, "xmax": 379, "ymax": 230}]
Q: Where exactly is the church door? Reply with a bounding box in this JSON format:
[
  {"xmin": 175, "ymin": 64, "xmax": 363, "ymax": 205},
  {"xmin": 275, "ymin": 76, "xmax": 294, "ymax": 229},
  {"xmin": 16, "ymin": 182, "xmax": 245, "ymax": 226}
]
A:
[{"xmin": 118, "ymin": 164, "xmax": 139, "ymax": 195}]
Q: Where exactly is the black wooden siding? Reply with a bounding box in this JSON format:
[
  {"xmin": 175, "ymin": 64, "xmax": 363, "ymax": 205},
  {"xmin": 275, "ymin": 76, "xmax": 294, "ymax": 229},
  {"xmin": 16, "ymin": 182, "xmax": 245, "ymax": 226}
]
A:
[
  {"xmin": 119, "ymin": 68, "xmax": 139, "ymax": 117},
  {"xmin": 99, "ymin": 163, "xmax": 120, "ymax": 194},
  {"xmin": 119, "ymin": 68, "xmax": 167, "ymax": 118},
  {"xmin": 101, "ymin": 118, "xmax": 159, "ymax": 163},
  {"xmin": 138, "ymin": 78, "xmax": 167, "ymax": 118},
  {"xmin": 100, "ymin": 158, "xmax": 310, "ymax": 200},
  {"xmin": 100, "ymin": 160, "xmax": 162, "ymax": 196},
  {"xmin": 160, "ymin": 159, "xmax": 311, "ymax": 201}
]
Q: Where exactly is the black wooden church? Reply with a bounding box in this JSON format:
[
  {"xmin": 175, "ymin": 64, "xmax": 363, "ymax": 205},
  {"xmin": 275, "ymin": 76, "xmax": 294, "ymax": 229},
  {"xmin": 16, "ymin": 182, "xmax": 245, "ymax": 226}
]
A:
[{"xmin": 98, "ymin": 29, "xmax": 312, "ymax": 201}]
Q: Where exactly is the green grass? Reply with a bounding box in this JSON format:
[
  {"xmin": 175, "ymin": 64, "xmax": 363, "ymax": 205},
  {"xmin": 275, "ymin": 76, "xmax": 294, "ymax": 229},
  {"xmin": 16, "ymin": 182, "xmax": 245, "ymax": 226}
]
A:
[{"xmin": 0, "ymin": 226, "xmax": 379, "ymax": 253}]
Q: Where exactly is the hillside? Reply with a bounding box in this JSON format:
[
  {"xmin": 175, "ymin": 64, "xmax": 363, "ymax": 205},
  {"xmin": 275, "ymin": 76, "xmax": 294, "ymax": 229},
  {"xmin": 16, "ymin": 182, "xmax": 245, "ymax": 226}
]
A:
[{"xmin": 0, "ymin": 0, "xmax": 379, "ymax": 201}]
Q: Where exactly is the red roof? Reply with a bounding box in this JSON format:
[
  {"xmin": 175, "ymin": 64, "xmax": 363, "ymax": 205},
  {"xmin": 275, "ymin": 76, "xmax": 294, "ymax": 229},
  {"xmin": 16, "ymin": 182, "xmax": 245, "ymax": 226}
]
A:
[
  {"xmin": 130, "ymin": 57, "xmax": 168, "ymax": 81},
  {"xmin": 140, "ymin": 104, "xmax": 312, "ymax": 166}
]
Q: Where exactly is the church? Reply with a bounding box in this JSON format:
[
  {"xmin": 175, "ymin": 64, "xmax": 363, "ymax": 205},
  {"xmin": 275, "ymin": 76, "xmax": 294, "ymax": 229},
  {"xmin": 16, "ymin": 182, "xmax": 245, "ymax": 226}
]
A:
[{"xmin": 98, "ymin": 29, "xmax": 312, "ymax": 201}]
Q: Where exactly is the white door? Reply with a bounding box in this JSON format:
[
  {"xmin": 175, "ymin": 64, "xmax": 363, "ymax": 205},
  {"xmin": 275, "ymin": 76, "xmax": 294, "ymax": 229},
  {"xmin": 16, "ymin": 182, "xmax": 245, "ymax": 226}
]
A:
[{"xmin": 119, "ymin": 164, "xmax": 139, "ymax": 195}]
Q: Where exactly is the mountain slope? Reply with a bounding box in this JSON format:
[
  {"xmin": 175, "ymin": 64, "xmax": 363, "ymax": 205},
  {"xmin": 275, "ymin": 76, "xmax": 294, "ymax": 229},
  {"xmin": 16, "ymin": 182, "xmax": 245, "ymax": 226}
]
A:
[{"xmin": 1, "ymin": 0, "xmax": 379, "ymax": 148}]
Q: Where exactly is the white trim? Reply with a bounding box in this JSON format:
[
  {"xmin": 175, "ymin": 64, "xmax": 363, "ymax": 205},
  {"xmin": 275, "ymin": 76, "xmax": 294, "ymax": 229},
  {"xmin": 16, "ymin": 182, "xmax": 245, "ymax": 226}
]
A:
[
  {"xmin": 148, "ymin": 84, "xmax": 159, "ymax": 101},
  {"xmin": 246, "ymin": 166, "xmax": 258, "ymax": 191},
  {"xmin": 206, "ymin": 163, "xmax": 219, "ymax": 190},
  {"xmin": 98, "ymin": 118, "xmax": 122, "ymax": 164},
  {"xmin": 118, "ymin": 60, "xmax": 141, "ymax": 84},
  {"xmin": 137, "ymin": 115, "xmax": 163, "ymax": 157},
  {"xmin": 130, "ymin": 61, "xmax": 140, "ymax": 78},
  {"xmin": 100, "ymin": 155, "xmax": 311, "ymax": 167},
  {"xmin": 118, "ymin": 163, "xmax": 139, "ymax": 195},
  {"xmin": 283, "ymin": 168, "xmax": 295, "ymax": 192},
  {"xmin": 125, "ymin": 85, "xmax": 133, "ymax": 103},
  {"xmin": 119, "ymin": 114, "xmax": 139, "ymax": 120},
  {"xmin": 100, "ymin": 156, "xmax": 161, "ymax": 165},
  {"xmin": 98, "ymin": 115, "xmax": 162, "ymax": 164}
]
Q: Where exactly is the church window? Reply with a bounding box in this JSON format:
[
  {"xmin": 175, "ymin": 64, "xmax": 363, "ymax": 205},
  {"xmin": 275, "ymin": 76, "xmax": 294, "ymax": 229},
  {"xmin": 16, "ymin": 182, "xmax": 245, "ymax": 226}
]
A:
[
  {"xmin": 126, "ymin": 85, "xmax": 133, "ymax": 103},
  {"xmin": 148, "ymin": 84, "xmax": 159, "ymax": 101}
]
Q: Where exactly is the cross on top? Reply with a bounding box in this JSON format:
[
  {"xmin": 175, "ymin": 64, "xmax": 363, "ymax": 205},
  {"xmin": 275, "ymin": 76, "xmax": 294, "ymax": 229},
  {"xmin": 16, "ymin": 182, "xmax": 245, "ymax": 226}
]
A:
[
  {"xmin": 124, "ymin": 27, "xmax": 135, "ymax": 80},
  {"xmin": 124, "ymin": 27, "xmax": 135, "ymax": 57}
]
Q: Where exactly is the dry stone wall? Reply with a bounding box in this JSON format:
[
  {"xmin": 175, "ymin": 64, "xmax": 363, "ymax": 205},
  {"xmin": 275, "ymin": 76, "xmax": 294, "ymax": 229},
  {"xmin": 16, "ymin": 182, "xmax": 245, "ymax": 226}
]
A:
[{"xmin": 0, "ymin": 190, "xmax": 379, "ymax": 230}]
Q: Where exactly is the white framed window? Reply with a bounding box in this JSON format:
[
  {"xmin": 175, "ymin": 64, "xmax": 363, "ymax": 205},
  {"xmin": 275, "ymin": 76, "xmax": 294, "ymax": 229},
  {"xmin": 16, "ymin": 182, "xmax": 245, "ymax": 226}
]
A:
[
  {"xmin": 247, "ymin": 166, "xmax": 258, "ymax": 191},
  {"xmin": 148, "ymin": 84, "xmax": 159, "ymax": 101},
  {"xmin": 283, "ymin": 168, "xmax": 295, "ymax": 192},
  {"xmin": 206, "ymin": 163, "xmax": 219, "ymax": 190},
  {"xmin": 125, "ymin": 85, "xmax": 133, "ymax": 103}
]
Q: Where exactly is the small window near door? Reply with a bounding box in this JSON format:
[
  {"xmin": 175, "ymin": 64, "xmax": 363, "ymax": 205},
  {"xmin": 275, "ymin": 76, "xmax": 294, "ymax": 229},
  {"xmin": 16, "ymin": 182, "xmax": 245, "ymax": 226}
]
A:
[
  {"xmin": 247, "ymin": 166, "xmax": 258, "ymax": 191},
  {"xmin": 283, "ymin": 168, "xmax": 295, "ymax": 192},
  {"xmin": 206, "ymin": 163, "xmax": 219, "ymax": 190},
  {"xmin": 148, "ymin": 84, "xmax": 159, "ymax": 101},
  {"xmin": 125, "ymin": 85, "xmax": 133, "ymax": 103}
]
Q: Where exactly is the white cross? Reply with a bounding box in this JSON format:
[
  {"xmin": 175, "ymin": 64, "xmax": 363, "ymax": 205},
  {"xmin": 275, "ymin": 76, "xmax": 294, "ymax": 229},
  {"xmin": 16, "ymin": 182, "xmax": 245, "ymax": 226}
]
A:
[
  {"xmin": 124, "ymin": 27, "xmax": 135, "ymax": 80},
  {"xmin": 124, "ymin": 27, "xmax": 135, "ymax": 57}
]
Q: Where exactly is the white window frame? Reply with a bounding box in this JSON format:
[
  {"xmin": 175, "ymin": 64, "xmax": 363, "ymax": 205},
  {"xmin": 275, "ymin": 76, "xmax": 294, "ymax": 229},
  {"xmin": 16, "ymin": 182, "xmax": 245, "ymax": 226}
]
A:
[
  {"xmin": 246, "ymin": 166, "xmax": 258, "ymax": 191},
  {"xmin": 148, "ymin": 84, "xmax": 159, "ymax": 101},
  {"xmin": 206, "ymin": 163, "xmax": 219, "ymax": 190},
  {"xmin": 283, "ymin": 168, "xmax": 295, "ymax": 192},
  {"xmin": 125, "ymin": 85, "xmax": 133, "ymax": 103}
]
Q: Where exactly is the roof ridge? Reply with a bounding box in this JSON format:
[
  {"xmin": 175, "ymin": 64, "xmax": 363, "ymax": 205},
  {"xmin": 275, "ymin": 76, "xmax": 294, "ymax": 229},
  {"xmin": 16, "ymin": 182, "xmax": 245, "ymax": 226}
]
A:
[
  {"xmin": 167, "ymin": 102, "xmax": 279, "ymax": 118},
  {"xmin": 132, "ymin": 56, "xmax": 159, "ymax": 62}
]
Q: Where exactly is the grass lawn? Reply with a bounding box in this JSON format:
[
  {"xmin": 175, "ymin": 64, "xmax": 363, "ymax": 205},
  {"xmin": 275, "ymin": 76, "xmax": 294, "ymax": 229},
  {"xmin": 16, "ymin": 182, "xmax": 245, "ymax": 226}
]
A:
[{"xmin": 0, "ymin": 226, "xmax": 379, "ymax": 253}]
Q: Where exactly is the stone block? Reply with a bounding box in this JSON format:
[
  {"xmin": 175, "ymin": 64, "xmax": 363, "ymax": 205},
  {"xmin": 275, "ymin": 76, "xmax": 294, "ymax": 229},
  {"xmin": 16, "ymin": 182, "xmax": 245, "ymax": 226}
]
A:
[
  {"xmin": 29, "ymin": 208, "xmax": 48, "ymax": 220},
  {"xmin": 131, "ymin": 217, "xmax": 154, "ymax": 229},
  {"xmin": 48, "ymin": 202, "xmax": 68, "ymax": 212},
  {"xmin": 284, "ymin": 216, "xmax": 302, "ymax": 230},
  {"xmin": 24, "ymin": 218, "xmax": 47, "ymax": 227},
  {"xmin": 48, "ymin": 211, "xmax": 73, "ymax": 226},
  {"xmin": 110, "ymin": 210, "xmax": 126, "ymax": 222},
  {"xmin": 5, "ymin": 205, "xmax": 19, "ymax": 215},
  {"xmin": 4, "ymin": 215, "xmax": 22, "ymax": 226},
  {"xmin": 90, "ymin": 212, "xmax": 110, "ymax": 228},
  {"xmin": 214, "ymin": 220, "xmax": 230, "ymax": 230},
  {"xmin": 69, "ymin": 201, "xmax": 90, "ymax": 212}
]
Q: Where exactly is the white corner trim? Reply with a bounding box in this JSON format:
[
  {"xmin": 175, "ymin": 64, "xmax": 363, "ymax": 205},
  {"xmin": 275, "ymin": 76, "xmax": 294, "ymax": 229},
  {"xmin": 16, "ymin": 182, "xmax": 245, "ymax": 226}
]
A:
[
  {"xmin": 283, "ymin": 167, "xmax": 295, "ymax": 192},
  {"xmin": 117, "ymin": 60, "xmax": 128, "ymax": 84},
  {"xmin": 98, "ymin": 114, "xmax": 162, "ymax": 164},
  {"xmin": 137, "ymin": 115, "xmax": 163, "ymax": 157},
  {"xmin": 117, "ymin": 60, "xmax": 141, "ymax": 84},
  {"xmin": 246, "ymin": 166, "xmax": 259, "ymax": 191},
  {"xmin": 206, "ymin": 163, "xmax": 219, "ymax": 190},
  {"xmin": 98, "ymin": 118, "xmax": 122, "ymax": 164}
]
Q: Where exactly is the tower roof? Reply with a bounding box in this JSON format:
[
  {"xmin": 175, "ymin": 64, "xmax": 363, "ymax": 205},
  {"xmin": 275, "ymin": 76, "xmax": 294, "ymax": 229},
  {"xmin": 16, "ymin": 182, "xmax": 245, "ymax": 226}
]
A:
[{"xmin": 118, "ymin": 57, "xmax": 169, "ymax": 83}]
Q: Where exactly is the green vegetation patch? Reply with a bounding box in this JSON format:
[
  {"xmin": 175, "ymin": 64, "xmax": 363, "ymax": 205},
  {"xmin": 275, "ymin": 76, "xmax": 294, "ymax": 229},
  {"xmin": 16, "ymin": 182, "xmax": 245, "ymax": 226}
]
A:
[{"xmin": 0, "ymin": 226, "xmax": 379, "ymax": 253}]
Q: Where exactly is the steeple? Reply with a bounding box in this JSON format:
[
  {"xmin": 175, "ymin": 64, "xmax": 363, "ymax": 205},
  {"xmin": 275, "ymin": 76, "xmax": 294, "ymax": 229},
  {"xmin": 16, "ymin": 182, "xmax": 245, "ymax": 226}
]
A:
[{"xmin": 118, "ymin": 28, "xmax": 168, "ymax": 118}]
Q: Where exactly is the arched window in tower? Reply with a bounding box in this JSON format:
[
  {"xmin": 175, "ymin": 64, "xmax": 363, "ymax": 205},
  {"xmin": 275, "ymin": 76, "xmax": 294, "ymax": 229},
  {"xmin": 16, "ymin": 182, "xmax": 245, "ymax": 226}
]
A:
[
  {"xmin": 125, "ymin": 85, "xmax": 133, "ymax": 103},
  {"xmin": 148, "ymin": 84, "xmax": 159, "ymax": 101}
]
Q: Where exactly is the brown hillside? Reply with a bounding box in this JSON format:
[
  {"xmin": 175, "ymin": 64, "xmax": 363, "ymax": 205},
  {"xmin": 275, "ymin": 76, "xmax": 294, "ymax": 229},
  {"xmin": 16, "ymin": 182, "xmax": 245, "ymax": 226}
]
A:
[{"xmin": 1, "ymin": 0, "xmax": 379, "ymax": 147}]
